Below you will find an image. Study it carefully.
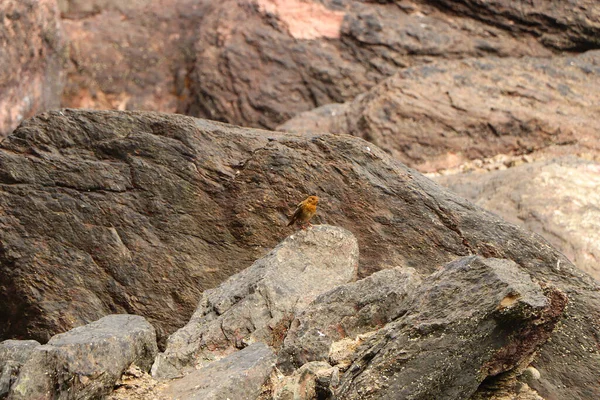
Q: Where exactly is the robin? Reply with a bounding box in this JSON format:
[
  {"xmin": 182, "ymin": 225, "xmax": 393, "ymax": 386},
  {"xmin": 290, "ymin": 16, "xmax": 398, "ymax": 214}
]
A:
[{"xmin": 287, "ymin": 195, "xmax": 319, "ymax": 229}]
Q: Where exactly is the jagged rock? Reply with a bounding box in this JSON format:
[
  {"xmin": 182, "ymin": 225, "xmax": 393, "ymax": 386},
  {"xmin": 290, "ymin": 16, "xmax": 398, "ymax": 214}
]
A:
[
  {"xmin": 336, "ymin": 256, "xmax": 566, "ymax": 400},
  {"xmin": 431, "ymin": 0, "xmax": 600, "ymax": 50},
  {"xmin": 8, "ymin": 315, "xmax": 157, "ymax": 400},
  {"xmin": 0, "ymin": 0, "xmax": 67, "ymax": 138},
  {"xmin": 279, "ymin": 51, "xmax": 600, "ymax": 172},
  {"xmin": 161, "ymin": 343, "xmax": 275, "ymax": 400},
  {"xmin": 0, "ymin": 109, "xmax": 598, "ymax": 399},
  {"xmin": 152, "ymin": 225, "xmax": 358, "ymax": 379},
  {"xmin": 59, "ymin": 0, "xmax": 201, "ymax": 114},
  {"xmin": 187, "ymin": 0, "xmax": 549, "ymax": 129},
  {"xmin": 278, "ymin": 267, "xmax": 420, "ymax": 373},
  {"xmin": 436, "ymin": 157, "xmax": 600, "ymax": 281},
  {"xmin": 273, "ymin": 361, "xmax": 338, "ymax": 400},
  {"xmin": 0, "ymin": 340, "xmax": 39, "ymax": 398}
]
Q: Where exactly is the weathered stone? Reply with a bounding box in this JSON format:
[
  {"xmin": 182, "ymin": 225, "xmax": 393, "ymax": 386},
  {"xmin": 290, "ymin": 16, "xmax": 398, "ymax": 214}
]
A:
[
  {"xmin": 59, "ymin": 0, "xmax": 202, "ymax": 115},
  {"xmin": 273, "ymin": 361, "xmax": 338, "ymax": 400},
  {"xmin": 436, "ymin": 157, "xmax": 600, "ymax": 281},
  {"xmin": 188, "ymin": 0, "xmax": 549, "ymax": 129},
  {"xmin": 152, "ymin": 225, "xmax": 359, "ymax": 379},
  {"xmin": 337, "ymin": 256, "xmax": 566, "ymax": 400},
  {"xmin": 0, "ymin": 109, "xmax": 598, "ymax": 399},
  {"xmin": 161, "ymin": 343, "xmax": 275, "ymax": 400},
  {"xmin": 279, "ymin": 51, "xmax": 600, "ymax": 172},
  {"xmin": 278, "ymin": 267, "xmax": 420, "ymax": 373},
  {"xmin": 8, "ymin": 315, "xmax": 157, "ymax": 400},
  {"xmin": 0, "ymin": 340, "xmax": 39, "ymax": 398},
  {"xmin": 430, "ymin": 0, "xmax": 600, "ymax": 50},
  {"xmin": 0, "ymin": 0, "xmax": 67, "ymax": 138}
]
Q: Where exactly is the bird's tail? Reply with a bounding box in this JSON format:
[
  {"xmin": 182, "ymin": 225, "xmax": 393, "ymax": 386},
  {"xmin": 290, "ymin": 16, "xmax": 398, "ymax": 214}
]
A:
[{"xmin": 287, "ymin": 218, "xmax": 295, "ymax": 226}]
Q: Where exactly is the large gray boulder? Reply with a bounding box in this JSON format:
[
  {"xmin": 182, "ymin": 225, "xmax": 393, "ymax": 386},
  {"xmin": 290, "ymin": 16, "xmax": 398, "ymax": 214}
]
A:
[
  {"xmin": 436, "ymin": 157, "xmax": 600, "ymax": 281},
  {"xmin": 161, "ymin": 343, "xmax": 275, "ymax": 400},
  {"xmin": 278, "ymin": 267, "xmax": 421, "ymax": 373},
  {"xmin": 8, "ymin": 315, "xmax": 157, "ymax": 400},
  {"xmin": 152, "ymin": 225, "xmax": 359, "ymax": 379},
  {"xmin": 337, "ymin": 256, "xmax": 566, "ymax": 400}
]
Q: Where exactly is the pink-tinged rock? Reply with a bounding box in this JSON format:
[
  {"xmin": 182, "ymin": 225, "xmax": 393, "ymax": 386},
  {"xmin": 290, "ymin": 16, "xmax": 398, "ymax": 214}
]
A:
[
  {"xmin": 187, "ymin": 0, "xmax": 551, "ymax": 129},
  {"xmin": 0, "ymin": 0, "xmax": 67, "ymax": 138},
  {"xmin": 59, "ymin": 0, "xmax": 203, "ymax": 114}
]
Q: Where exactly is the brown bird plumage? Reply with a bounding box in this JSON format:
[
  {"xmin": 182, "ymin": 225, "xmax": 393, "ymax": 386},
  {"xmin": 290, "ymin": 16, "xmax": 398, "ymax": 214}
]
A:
[{"xmin": 287, "ymin": 195, "xmax": 319, "ymax": 229}]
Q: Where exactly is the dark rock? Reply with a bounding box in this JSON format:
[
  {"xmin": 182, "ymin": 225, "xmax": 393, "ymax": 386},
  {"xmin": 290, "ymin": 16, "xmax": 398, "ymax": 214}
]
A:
[
  {"xmin": 187, "ymin": 0, "xmax": 549, "ymax": 128},
  {"xmin": 0, "ymin": 0, "xmax": 67, "ymax": 138},
  {"xmin": 0, "ymin": 340, "xmax": 39, "ymax": 398},
  {"xmin": 429, "ymin": 0, "xmax": 600, "ymax": 50},
  {"xmin": 278, "ymin": 267, "xmax": 420, "ymax": 373},
  {"xmin": 161, "ymin": 342, "xmax": 275, "ymax": 400},
  {"xmin": 436, "ymin": 157, "xmax": 600, "ymax": 281},
  {"xmin": 152, "ymin": 225, "xmax": 358, "ymax": 379},
  {"xmin": 336, "ymin": 256, "xmax": 566, "ymax": 400},
  {"xmin": 8, "ymin": 314, "xmax": 157, "ymax": 400},
  {"xmin": 279, "ymin": 51, "xmax": 600, "ymax": 172},
  {"xmin": 0, "ymin": 109, "xmax": 598, "ymax": 399}
]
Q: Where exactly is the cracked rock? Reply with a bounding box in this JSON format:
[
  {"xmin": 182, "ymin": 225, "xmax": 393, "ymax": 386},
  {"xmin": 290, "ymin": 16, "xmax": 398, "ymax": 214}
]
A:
[
  {"xmin": 7, "ymin": 315, "xmax": 157, "ymax": 400},
  {"xmin": 152, "ymin": 225, "xmax": 358, "ymax": 379},
  {"xmin": 336, "ymin": 256, "xmax": 566, "ymax": 400}
]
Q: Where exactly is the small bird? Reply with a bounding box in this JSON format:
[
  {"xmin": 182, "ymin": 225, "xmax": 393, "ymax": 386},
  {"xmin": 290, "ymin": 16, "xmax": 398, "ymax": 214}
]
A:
[{"xmin": 287, "ymin": 195, "xmax": 319, "ymax": 229}]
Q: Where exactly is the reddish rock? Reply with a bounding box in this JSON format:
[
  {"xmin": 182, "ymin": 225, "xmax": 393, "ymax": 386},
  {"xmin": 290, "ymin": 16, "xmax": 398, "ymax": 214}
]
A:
[
  {"xmin": 280, "ymin": 51, "xmax": 600, "ymax": 172},
  {"xmin": 187, "ymin": 0, "xmax": 550, "ymax": 129},
  {"xmin": 0, "ymin": 0, "xmax": 67, "ymax": 138},
  {"xmin": 59, "ymin": 0, "xmax": 202, "ymax": 114}
]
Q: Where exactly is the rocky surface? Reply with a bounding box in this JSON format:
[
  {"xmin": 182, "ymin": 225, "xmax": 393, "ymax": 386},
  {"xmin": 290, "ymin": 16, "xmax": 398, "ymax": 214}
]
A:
[
  {"xmin": 437, "ymin": 157, "xmax": 600, "ymax": 282},
  {"xmin": 59, "ymin": 0, "xmax": 201, "ymax": 114},
  {"xmin": 152, "ymin": 225, "xmax": 358, "ymax": 379},
  {"xmin": 278, "ymin": 267, "xmax": 421, "ymax": 373},
  {"xmin": 430, "ymin": 0, "xmax": 600, "ymax": 50},
  {"xmin": 0, "ymin": 0, "xmax": 67, "ymax": 138},
  {"xmin": 279, "ymin": 50, "xmax": 600, "ymax": 172},
  {"xmin": 162, "ymin": 343, "xmax": 275, "ymax": 400},
  {"xmin": 5, "ymin": 314, "xmax": 157, "ymax": 400},
  {"xmin": 0, "ymin": 110, "xmax": 599, "ymax": 399},
  {"xmin": 188, "ymin": 0, "xmax": 551, "ymax": 129},
  {"xmin": 272, "ymin": 360, "xmax": 338, "ymax": 400},
  {"xmin": 336, "ymin": 256, "xmax": 565, "ymax": 399},
  {"xmin": 0, "ymin": 340, "xmax": 39, "ymax": 398}
]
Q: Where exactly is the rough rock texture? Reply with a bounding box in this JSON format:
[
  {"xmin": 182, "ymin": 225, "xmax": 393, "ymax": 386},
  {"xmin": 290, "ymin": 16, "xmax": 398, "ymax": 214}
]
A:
[
  {"xmin": 430, "ymin": 0, "xmax": 600, "ymax": 50},
  {"xmin": 152, "ymin": 225, "xmax": 358, "ymax": 379},
  {"xmin": 337, "ymin": 256, "xmax": 566, "ymax": 400},
  {"xmin": 161, "ymin": 343, "xmax": 275, "ymax": 400},
  {"xmin": 437, "ymin": 157, "xmax": 600, "ymax": 281},
  {"xmin": 279, "ymin": 50, "xmax": 600, "ymax": 172},
  {"xmin": 0, "ymin": 0, "xmax": 67, "ymax": 138},
  {"xmin": 58, "ymin": 0, "xmax": 203, "ymax": 114},
  {"xmin": 188, "ymin": 0, "xmax": 550, "ymax": 129},
  {"xmin": 7, "ymin": 315, "xmax": 157, "ymax": 400},
  {"xmin": 0, "ymin": 340, "xmax": 39, "ymax": 398},
  {"xmin": 273, "ymin": 361, "xmax": 338, "ymax": 400},
  {"xmin": 278, "ymin": 267, "xmax": 421, "ymax": 373},
  {"xmin": 0, "ymin": 109, "xmax": 598, "ymax": 399}
]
